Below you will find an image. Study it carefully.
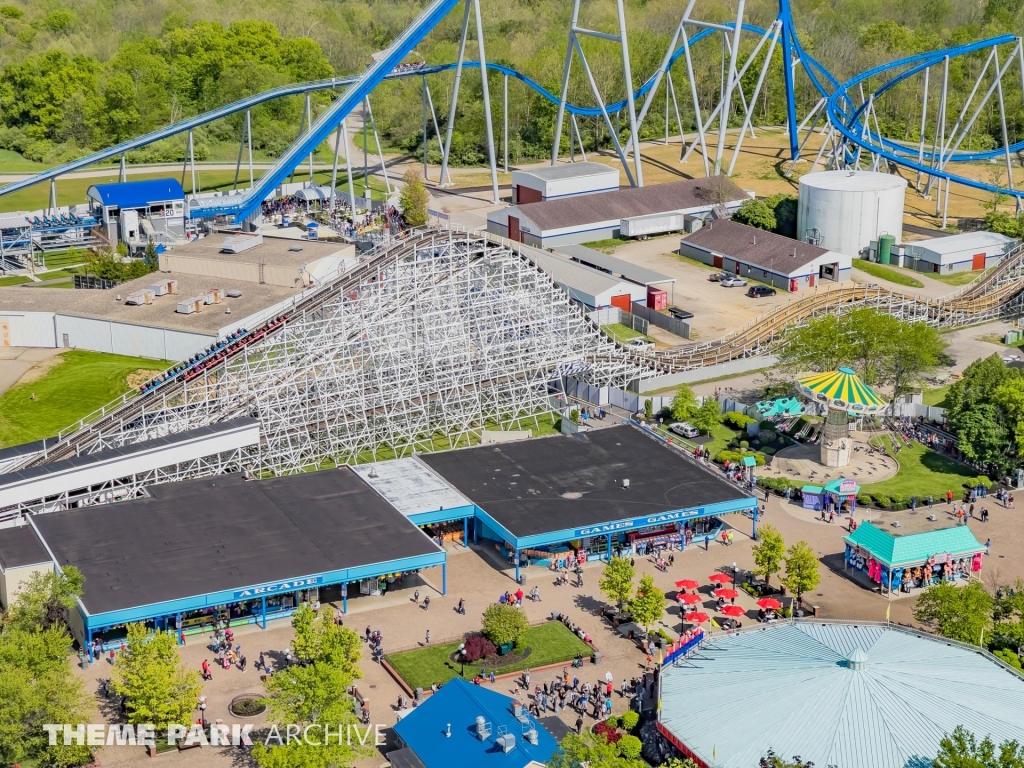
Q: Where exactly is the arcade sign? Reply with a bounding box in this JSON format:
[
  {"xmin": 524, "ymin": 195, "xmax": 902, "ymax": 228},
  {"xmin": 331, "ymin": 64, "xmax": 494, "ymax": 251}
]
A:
[
  {"xmin": 575, "ymin": 509, "xmax": 704, "ymax": 538},
  {"xmin": 838, "ymin": 479, "xmax": 858, "ymax": 494},
  {"xmin": 234, "ymin": 576, "xmax": 323, "ymax": 599}
]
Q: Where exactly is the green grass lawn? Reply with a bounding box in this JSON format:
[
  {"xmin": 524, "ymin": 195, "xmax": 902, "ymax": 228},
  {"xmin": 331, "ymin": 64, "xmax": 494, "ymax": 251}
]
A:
[
  {"xmin": 385, "ymin": 621, "xmax": 592, "ymax": 691},
  {"xmin": 852, "ymin": 260, "xmax": 925, "ymax": 288},
  {"xmin": 35, "ymin": 269, "xmax": 75, "ymax": 281},
  {"xmin": 39, "ymin": 249, "xmax": 89, "ymax": 271},
  {"xmin": 602, "ymin": 323, "xmax": 653, "ymax": 345},
  {"xmin": 581, "ymin": 237, "xmax": 631, "ymax": 253},
  {"xmin": 0, "ymin": 275, "xmax": 30, "ymax": 286},
  {"xmin": 927, "ymin": 268, "xmax": 990, "ymax": 286},
  {"xmin": 860, "ymin": 439, "xmax": 983, "ymax": 498},
  {"xmin": 0, "ymin": 350, "xmax": 171, "ymax": 447},
  {"xmin": 922, "ymin": 385, "xmax": 950, "ymax": 407},
  {"xmin": 0, "ymin": 148, "xmax": 50, "ymax": 173}
]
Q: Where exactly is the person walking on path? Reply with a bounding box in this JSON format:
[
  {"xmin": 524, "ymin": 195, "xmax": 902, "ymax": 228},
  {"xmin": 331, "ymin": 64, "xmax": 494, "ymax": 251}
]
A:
[
  {"xmin": 413, "ymin": 589, "xmax": 420, "ymax": 604},
  {"xmin": 425, "ymin": 630, "xmax": 430, "ymax": 645},
  {"xmin": 576, "ymin": 716, "xmax": 584, "ymax": 734},
  {"xmin": 946, "ymin": 490, "xmax": 953, "ymax": 505},
  {"xmin": 456, "ymin": 598, "xmax": 465, "ymax": 614},
  {"xmin": 423, "ymin": 596, "xmax": 430, "ymax": 611},
  {"xmin": 986, "ymin": 539, "xmax": 992, "ymax": 554}
]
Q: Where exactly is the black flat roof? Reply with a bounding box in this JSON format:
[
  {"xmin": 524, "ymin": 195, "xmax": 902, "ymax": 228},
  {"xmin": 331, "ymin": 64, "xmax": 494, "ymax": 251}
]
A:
[
  {"xmin": 33, "ymin": 469, "xmax": 440, "ymax": 616},
  {"xmin": 0, "ymin": 524, "xmax": 50, "ymax": 569},
  {"xmin": 421, "ymin": 425, "xmax": 747, "ymax": 538}
]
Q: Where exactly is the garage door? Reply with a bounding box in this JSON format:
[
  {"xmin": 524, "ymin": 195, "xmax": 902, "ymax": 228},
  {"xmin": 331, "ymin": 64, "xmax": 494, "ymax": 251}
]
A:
[
  {"xmin": 713, "ymin": 255, "xmax": 723, "ymax": 269},
  {"xmin": 516, "ymin": 186, "xmax": 542, "ymax": 205},
  {"xmin": 972, "ymin": 253, "xmax": 986, "ymax": 271},
  {"xmin": 610, "ymin": 294, "xmax": 631, "ymax": 311}
]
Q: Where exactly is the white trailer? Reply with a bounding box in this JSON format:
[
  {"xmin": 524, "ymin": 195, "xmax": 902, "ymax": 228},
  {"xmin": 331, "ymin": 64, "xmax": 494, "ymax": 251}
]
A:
[{"xmin": 620, "ymin": 211, "xmax": 686, "ymax": 239}]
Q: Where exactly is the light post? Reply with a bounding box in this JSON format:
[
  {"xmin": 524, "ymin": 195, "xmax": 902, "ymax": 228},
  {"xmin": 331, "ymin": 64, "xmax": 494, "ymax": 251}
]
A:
[
  {"xmin": 199, "ymin": 701, "xmax": 207, "ymax": 729},
  {"xmin": 458, "ymin": 643, "xmax": 466, "ymax": 677},
  {"xmin": 732, "ymin": 562, "xmax": 738, "ymax": 587}
]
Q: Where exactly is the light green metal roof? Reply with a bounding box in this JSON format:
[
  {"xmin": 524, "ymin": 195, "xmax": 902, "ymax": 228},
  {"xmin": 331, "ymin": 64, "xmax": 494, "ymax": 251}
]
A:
[
  {"xmin": 742, "ymin": 456, "xmax": 757, "ymax": 467},
  {"xmin": 659, "ymin": 623, "xmax": 1024, "ymax": 768},
  {"xmin": 844, "ymin": 522, "xmax": 985, "ymax": 566},
  {"xmin": 802, "ymin": 485, "xmax": 824, "ymax": 494}
]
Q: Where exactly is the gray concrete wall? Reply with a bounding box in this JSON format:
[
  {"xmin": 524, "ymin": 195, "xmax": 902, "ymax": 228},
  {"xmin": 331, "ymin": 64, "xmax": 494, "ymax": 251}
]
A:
[{"xmin": 633, "ymin": 355, "xmax": 779, "ymax": 393}]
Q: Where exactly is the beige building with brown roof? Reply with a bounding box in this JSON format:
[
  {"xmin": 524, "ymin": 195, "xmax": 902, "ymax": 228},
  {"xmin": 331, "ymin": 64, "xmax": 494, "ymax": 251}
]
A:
[{"xmin": 487, "ymin": 177, "xmax": 751, "ymax": 248}]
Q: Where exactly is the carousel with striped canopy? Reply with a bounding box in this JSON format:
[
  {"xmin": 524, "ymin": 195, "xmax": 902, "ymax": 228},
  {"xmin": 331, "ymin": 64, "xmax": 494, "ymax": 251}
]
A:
[{"xmin": 796, "ymin": 367, "xmax": 887, "ymax": 468}]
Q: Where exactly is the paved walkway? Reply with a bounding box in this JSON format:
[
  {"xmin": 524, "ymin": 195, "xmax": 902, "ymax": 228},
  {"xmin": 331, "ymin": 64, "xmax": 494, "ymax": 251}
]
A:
[{"xmin": 0, "ymin": 346, "xmax": 64, "ymax": 398}]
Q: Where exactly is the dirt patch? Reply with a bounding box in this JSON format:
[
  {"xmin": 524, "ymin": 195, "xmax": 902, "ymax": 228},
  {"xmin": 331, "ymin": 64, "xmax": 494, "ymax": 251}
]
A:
[
  {"xmin": 126, "ymin": 369, "xmax": 162, "ymax": 389},
  {"xmin": 15, "ymin": 354, "xmax": 64, "ymax": 386}
]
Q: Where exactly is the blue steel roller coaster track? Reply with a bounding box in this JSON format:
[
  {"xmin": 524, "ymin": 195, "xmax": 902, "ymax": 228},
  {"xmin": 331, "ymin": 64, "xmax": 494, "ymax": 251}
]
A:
[{"xmin": 1, "ymin": 0, "xmax": 1021, "ymax": 218}]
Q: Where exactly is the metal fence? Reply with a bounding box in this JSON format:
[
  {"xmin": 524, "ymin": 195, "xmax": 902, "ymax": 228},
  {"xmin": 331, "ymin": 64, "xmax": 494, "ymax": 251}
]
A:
[
  {"xmin": 630, "ymin": 301, "xmax": 690, "ymax": 339},
  {"xmin": 587, "ymin": 307, "xmax": 649, "ymax": 336}
]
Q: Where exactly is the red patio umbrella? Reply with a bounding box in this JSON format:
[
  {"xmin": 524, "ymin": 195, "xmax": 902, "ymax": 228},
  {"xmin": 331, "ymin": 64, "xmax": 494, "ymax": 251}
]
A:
[
  {"xmin": 757, "ymin": 597, "xmax": 783, "ymax": 610},
  {"xmin": 675, "ymin": 579, "xmax": 700, "ymax": 591},
  {"xmin": 677, "ymin": 593, "xmax": 702, "ymax": 605},
  {"xmin": 684, "ymin": 611, "xmax": 710, "ymax": 624},
  {"xmin": 720, "ymin": 604, "xmax": 745, "ymax": 617},
  {"xmin": 708, "ymin": 573, "xmax": 733, "ymax": 584},
  {"xmin": 714, "ymin": 588, "xmax": 739, "ymax": 600}
]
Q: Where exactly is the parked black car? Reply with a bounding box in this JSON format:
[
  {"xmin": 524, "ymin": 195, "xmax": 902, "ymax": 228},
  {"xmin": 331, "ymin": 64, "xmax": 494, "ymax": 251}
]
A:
[{"xmin": 746, "ymin": 285, "xmax": 777, "ymax": 298}]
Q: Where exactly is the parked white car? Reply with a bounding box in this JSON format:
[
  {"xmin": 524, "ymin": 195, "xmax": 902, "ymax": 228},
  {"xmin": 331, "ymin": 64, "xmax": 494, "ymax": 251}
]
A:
[
  {"xmin": 626, "ymin": 338, "xmax": 654, "ymax": 349},
  {"xmin": 669, "ymin": 422, "xmax": 699, "ymax": 438},
  {"xmin": 721, "ymin": 276, "xmax": 747, "ymax": 287}
]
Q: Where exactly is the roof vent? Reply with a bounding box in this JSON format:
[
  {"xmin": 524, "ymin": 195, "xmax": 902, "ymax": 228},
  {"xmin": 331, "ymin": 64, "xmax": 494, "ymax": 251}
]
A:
[
  {"xmin": 845, "ymin": 648, "xmax": 868, "ymax": 670},
  {"xmin": 368, "ymin": 466, "xmax": 379, "ymax": 479},
  {"xmin": 496, "ymin": 732, "xmax": 516, "ymax": 753},
  {"xmin": 475, "ymin": 717, "xmax": 491, "ymax": 741},
  {"xmin": 288, "ymin": 245, "xmax": 304, "ymax": 252}
]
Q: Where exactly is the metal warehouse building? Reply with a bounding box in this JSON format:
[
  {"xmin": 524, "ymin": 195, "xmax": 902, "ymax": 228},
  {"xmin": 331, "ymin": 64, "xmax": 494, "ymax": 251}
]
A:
[
  {"xmin": 898, "ymin": 231, "xmax": 1016, "ymax": 275},
  {"xmin": 679, "ymin": 220, "xmax": 851, "ymax": 291},
  {"xmin": 488, "ymin": 177, "xmax": 751, "ymax": 248},
  {"xmin": 511, "ymin": 161, "xmax": 620, "ymax": 204}
]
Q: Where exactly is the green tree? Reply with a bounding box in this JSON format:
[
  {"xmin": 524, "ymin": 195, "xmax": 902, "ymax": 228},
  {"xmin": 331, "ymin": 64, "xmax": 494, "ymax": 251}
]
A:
[
  {"xmin": 628, "ymin": 574, "xmax": 665, "ymax": 633},
  {"xmin": 482, "ymin": 602, "xmax": 529, "ymax": 648},
  {"xmin": 933, "ymin": 725, "xmax": 1024, "ymax": 768},
  {"xmin": 670, "ymin": 385, "xmax": 698, "ymax": 422},
  {"xmin": 599, "ymin": 557, "xmax": 635, "ymax": 608},
  {"xmin": 732, "ymin": 198, "xmax": 776, "ymax": 231},
  {"xmin": 781, "ymin": 541, "xmax": 820, "ymax": 606},
  {"xmin": 692, "ymin": 398, "xmax": 721, "ymax": 436},
  {"xmin": 3, "ymin": 565, "xmax": 84, "ymax": 633},
  {"xmin": 399, "ymin": 168, "xmax": 429, "ymax": 227},
  {"xmin": 752, "ymin": 525, "xmax": 785, "ymax": 585},
  {"xmin": 884, "ymin": 321, "xmax": 946, "ymax": 405},
  {"xmin": 548, "ymin": 732, "xmax": 645, "ymax": 768},
  {"xmin": 110, "ymin": 623, "xmax": 202, "ymax": 733},
  {"xmin": 765, "ymin": 194, "xmax": 798, "ymax": 237},
  {"xmin": 992, "ymin": 379, "xmax": 1024, "ymax": 456},
  {"xmin": 945, "ymin": 354, "xmax": 1019, "ymax": 471},
  {"xmin": 255, "ymin": 606, "xmax": 367, "ymax": 768},
  {"xmin": 778, "ymin": 313, "xmax": 853, "ymax": 373},
  {"xmin": 914, "ymin": 580, "xmax": 993, "ymax": 645}
]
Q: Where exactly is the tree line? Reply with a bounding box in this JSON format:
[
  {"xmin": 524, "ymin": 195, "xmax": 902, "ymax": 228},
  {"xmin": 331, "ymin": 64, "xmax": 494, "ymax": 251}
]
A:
[{"xmin": 1, "ymin": 0, "xmax": 1022, "ymax": 171}]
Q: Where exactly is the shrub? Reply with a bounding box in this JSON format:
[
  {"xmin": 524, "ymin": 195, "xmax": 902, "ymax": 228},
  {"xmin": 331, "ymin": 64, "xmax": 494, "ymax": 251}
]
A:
[
  {"xmin": 462, "ymin": 634, "xmax": 496, "ymax": 662},
  {"xmin": 759, "ymin": 420, "xmax": 775, "ymax": 431},
  {"xmin": 593, "ymin": 721, "xmax": 622, "ymax": 745},
  {"xmin": 890, "ymin": 493, "xmax": 905, "ymax": 510},
  {"xmin": 857, "ymin": 494, "xmax": 873, "ymax": 507},
  {"xmin": 715, "ymin": 449, "xmax": 766, "ymax": 467},
  {"xmin": 761, "ymin": 446, "xmax": 776, "ymax": 456},
  {"xmin": 873, "ymin": 494, "xmax": 892, "ymax": 509},
  {"xmin": 723, "ymin": 411, "xmax": 754, "ymax": 429},
  {"xmin": 618, "ymin": 734, "xmax": 643, "ymax": 759},
  {"xmin": 481, "ymin": 603, "xmax": 528, "ymax": 648},
  {"xmin": 994, "ymin": 649, "xmax": 1023, "ymax": 670},
  {"xmin": 739, "ymin": 440, "xmax": 749, "ymax": 449},
  {"xmin": 605, "ymin": 716, "xmax": 619, "ymax": 729},
  {"xmin": 620, "ymin": 711, "xmax": 639, "ymax": 731},
  {"xmin": 0, "ymin": 5, "xmax": 23, "ymax": 19}
]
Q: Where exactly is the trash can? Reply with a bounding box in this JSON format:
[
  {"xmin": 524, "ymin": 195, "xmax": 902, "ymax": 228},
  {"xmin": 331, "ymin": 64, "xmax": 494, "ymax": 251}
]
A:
[
  {"xmin": 592, "ymin": 651, "xmax": 602, "ymax": 664},
  {"xmin": 415, "ymin": 687, "xmax": 423, "ymax": 702},
  {"xmin": 518, "ymin": 573, "xmax": 527, "ymax": 585}
]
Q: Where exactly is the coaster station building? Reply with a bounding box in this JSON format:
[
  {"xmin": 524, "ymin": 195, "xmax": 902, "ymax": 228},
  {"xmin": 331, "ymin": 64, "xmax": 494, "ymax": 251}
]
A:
[{"xmin": 0, "ymin": 424, "xmax": 756, "ymax": 651}]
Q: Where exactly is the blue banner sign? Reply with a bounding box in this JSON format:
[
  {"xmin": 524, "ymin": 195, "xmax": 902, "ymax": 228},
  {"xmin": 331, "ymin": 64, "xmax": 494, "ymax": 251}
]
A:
[
  {"xmin": 575, "ymin": 509, "xmax": 704, "ymax": 538},
  {"xmin": 234, "ymin": 576, "xmax": 323, "ymax": 599}
]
